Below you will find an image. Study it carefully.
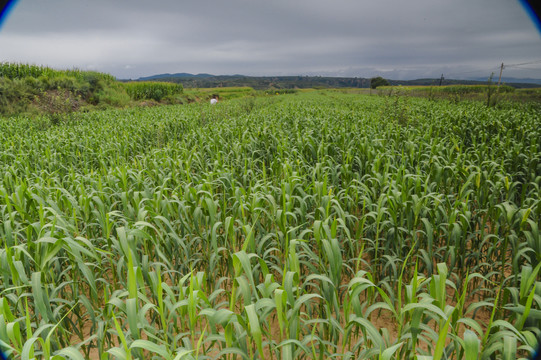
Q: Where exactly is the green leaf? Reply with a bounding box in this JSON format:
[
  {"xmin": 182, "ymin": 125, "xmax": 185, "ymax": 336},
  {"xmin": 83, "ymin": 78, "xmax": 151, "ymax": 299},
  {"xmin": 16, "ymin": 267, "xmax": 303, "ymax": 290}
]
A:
[
  {"xmin": 245, "ymin": 304, "xmax": 263, "ymax": 358},
  {"xmin": 502, "ymin": 336, "xmax": 516, "ymax": 360},
  {"xmin": 130, "ymin": 339, "xmax": 170, "ymax": 359},
  {"xmin": 54, "ymin": 347, "xmax": 86, "ymax": 360},
  {"xmin": 463, "ymin": 329, "xmax": 479, "ymax": 360},
  {"xmin": 379, "ymin": 342, "xmax": 403, "ymax": 360},
  {"xmin": 433, "ymin": 313, "xmax": 453, "ymax": 360}
]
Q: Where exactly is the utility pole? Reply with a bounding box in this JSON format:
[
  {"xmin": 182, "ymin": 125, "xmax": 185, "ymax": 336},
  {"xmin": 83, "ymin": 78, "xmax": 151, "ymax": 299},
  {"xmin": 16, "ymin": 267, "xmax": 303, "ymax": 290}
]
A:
[
  {"xmin": 497, "ymin": 63, "xmax": 504, "ymax": 86},
  {"xmin": 439, "ymin": 74, "xmax": 444, "ymax": 86}
]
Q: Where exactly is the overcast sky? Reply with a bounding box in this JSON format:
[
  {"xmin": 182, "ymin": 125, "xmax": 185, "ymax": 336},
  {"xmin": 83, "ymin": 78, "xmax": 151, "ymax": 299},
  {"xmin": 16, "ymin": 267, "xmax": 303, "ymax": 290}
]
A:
[{"xmin": 1, "ymin": 0, "xmax": 540, "ymax": 80}]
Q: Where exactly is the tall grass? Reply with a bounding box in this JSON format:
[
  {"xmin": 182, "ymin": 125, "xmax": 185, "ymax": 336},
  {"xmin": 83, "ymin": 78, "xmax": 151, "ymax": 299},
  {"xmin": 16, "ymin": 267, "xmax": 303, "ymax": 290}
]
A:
[
  {"xmin": 123, "ymin": 82, "xmax": 183, "ymax": 101},
  {"xmin": 0, "ymin": 62, "xmax": 115, "ymax": 82},
  {"xmin": 0, "ymin": 93, "xmax": 539, "ymax": 359}
]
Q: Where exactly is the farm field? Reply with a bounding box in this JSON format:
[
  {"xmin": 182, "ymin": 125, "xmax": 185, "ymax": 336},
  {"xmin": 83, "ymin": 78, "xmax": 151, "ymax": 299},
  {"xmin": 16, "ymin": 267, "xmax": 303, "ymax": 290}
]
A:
[
  {"xmin": 376, "ymin": 85, "xmax": 541, "ymax": 105},
  {"xmin": 0, "ymin": 92, "xmax": 540, "ymax": 359}
]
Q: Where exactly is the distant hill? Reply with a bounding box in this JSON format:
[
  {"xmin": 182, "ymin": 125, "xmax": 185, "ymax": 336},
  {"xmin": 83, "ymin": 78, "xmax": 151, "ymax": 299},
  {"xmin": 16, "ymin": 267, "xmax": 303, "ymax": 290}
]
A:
[
  {"xmin": 468, "ymin": 77, "xmax": 541, "ymax": 85},
  {"xmin": 138, "ymin": 73, "xmax": 214, "ymax": 81},
  {"xmin": 132, "ymin": 74, "xmax": 371, "ymax": 89},
  {"xmin": 132, "ymin": 73, "xmax": 541, "ymax": 89}
]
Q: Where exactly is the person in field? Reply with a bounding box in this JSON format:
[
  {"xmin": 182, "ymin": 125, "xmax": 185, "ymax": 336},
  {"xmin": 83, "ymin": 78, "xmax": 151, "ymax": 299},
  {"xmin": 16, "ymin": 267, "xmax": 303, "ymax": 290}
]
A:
[{"xmin": 210, "ymin": 95, "xmax": 218, "ymax": 105}]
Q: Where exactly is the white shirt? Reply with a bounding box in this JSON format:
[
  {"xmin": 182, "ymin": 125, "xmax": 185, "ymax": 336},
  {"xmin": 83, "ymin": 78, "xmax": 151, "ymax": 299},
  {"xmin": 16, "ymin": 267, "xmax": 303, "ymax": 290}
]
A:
[{"xmin": 210, "ymin": 98, "xmax": 218, "ymax": 105}]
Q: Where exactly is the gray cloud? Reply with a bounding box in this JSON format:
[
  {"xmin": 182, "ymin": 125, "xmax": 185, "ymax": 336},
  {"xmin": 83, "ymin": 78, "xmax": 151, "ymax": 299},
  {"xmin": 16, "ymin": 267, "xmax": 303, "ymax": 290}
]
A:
[{"xmin": 0, "ymin": 0, "xmax": 540, "ymax": 79}]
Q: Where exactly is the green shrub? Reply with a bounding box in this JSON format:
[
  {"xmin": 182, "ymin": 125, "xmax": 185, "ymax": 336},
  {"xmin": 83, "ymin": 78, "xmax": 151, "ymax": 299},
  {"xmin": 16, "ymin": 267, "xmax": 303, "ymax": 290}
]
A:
[
  {"xmin": 264, "ymin": 89, "xmax": 298, "ymax": 95},
  {"xmin": 371, "ymin": 76, "xmax": 390, "ymax": 89},
  {"xmin": 161, "ymin": 94, "xmax": 185, "ymax": 105},
  {"xmin": 91, "ymin": 84, "xmax": 130, "ymax": 107},
  {"xmin": 123, "ymin": 81, "xmax": 183, "ymax": 101},
  {"xmin": 0, "ymin": 78, "xmax": 35, "ymax": 114}
]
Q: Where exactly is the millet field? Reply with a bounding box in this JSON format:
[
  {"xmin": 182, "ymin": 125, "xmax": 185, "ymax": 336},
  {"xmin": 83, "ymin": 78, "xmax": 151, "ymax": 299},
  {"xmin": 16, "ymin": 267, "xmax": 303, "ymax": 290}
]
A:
[{"xmin": 0, "ymin": 92, "xmax": 540, "ymax": 359}]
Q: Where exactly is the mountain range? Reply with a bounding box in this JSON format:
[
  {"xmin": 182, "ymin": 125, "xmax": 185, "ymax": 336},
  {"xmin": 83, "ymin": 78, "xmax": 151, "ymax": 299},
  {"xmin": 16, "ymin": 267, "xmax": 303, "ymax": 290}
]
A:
[{"xmin": 131, "ymin": 73, "xmax": 541, "ymax": 89}]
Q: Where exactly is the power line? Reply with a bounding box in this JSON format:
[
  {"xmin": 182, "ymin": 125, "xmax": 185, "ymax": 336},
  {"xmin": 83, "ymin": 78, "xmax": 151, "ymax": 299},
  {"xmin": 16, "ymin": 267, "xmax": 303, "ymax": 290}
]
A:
[
  {"xmin": 443, "ymin": 66, "xmax": 501, "ymax": 78},
  {"xmin": 445, "ymin": 68, "xmax": 496, "ymax": 76},
  {"xmin": 504, "ymin": 59, "xmax": 541, "ymax": 67},
  {"xmin": 442, "ymin": 60, "xmax": 541, "ymax": 79},
  {"xmin": 506, "ymin": 65, "xmax": 541, "ymax": 70}
]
